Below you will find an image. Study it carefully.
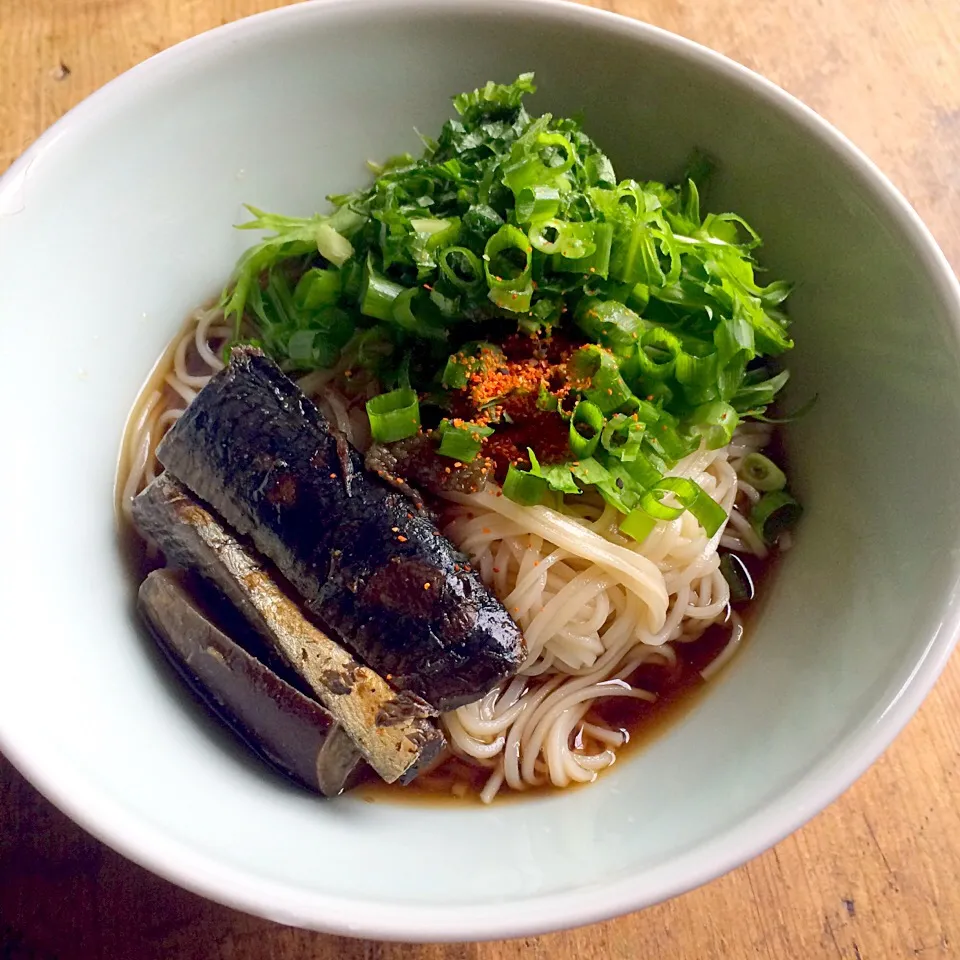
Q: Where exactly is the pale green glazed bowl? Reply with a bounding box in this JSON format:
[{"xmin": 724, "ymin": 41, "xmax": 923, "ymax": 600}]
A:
[{"xmin": 1, "ymin": 0, "xmax": 959, "ymax": 941}]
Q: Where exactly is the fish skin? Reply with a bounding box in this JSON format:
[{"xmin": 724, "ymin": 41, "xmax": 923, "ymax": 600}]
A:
[
  {"xmin": 138, "ymin": 569, "xmax": 364, "ymax": 797},
  {"xmin": 132, "ymin": 474, "xmax": 445, "ymax": 784},
  {"xmin": 155, "ymin": 347, "xmax": 524, "ymax": 710}
]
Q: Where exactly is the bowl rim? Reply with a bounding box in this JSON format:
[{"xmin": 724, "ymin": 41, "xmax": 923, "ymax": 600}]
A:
[{"xmin": 3, "ymin": 0, "xmax": 960, "ymax": 941}]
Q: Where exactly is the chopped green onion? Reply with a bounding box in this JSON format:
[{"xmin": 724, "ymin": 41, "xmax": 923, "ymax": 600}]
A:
[
  {"xmin": 675, "ymin": 349, "xmax": 720, "ymax": 406},
  {"xmin": 624, "ymin": 451, "xmax": 663, "ymax": 489},
  {"xmin": 516, "ymin": 185, "xmax": 561, "ymax": 224},
  {"xmin": 620, "ymin": 508, "xmax": 657, "ymax": 543},
  {"xmin": 569, "ymin": 345, "xmax": 633, "ymax": 414},
  {"xmin": 738, "ymin": 452, "xmax": 787, "ymax": 491},
  {"xmin": 410, "ymin": 216, "xmax": 461, "ymax": 250},
  {"xmin": 620, "ymin": 395, "xmax": 662, "ymax": 426},
  {"xmin": 719, "ymin": 553, "xmax": 755, "ymax": 602},
  {"xmin": 408, "ymin": 218, "xmax": 462, "ymax": 270},
  {"xmin": 437, "ymin": 420, "xmax": 493, "ymax": 462},
  {"xmin": 528, "ymin": 219, "xmax": 596, "ymax": 260},
  {"xmin": 636, "ymin": 476, "xmax": 727, "ymax": 537},
  {"xmin": 633, "ymin": 327, "xmax": 683, "ymax": 381},
  {"xmin": 600, "ymin": 414, "xmax": 645, "ymax": 461},
  {"xmin": 222, "ymin": 76, "xmax": 798, "ymax": 532},
  {"xmin": 316, "ymin": 223, "xmax": 354, "ymax": 267},
  {"xmin": 360, "ymin": 258, "xmax": 406, "ymax": 321},
  {"xmin": 392, "ymin": 287, "xmax": 445, "ymax": 340},
  {"xmin": 585, "ymin": 152, "xmax": 616, "ymax": 187},
  {"xmin": 484, "ymin": 225, "xmax": 534, "ymax": 312},
  {"xmin": 732, "ymin": 369, "xmax": 790, "ymax": 412},
  {"xmin": 293, "ymin": 268, "xmax": 341, "ymax": 310},
  {"xmin": 536, "ymin": 386, "xmax": 559, "ymax": 414},
  {"xmin": 574, "ymin": 297, "xmax": 649, "ymax": 354},
  {"xmin": 438, "ymin": 246, "xmax": 484, "ymax": 292},
  {"xmin": 610, "ymin": 219, "xmax": 665, "ymax": 286},
  {"xmin": 750, "ymin": 491, "xmax": 801, "ymax": 545},
  {"xmin": 690, "ymin": 401, "xmax": 739, "ymax": 450},
  {"xmin": 529, "ymin": 450, "xmax": 581, "ymax": 494},
  {"xmin": 366, "ymin": 388, "xmax": 421, "ymax": 443},
  {"xmin": 441, "ymin": 342, "xmax": 502, "ymax": 389},
  {"xmin": 687, "ymin": 484, "xmax": 727, "ymax": 537},
  {"xmin": 569, "ymin": 401, "xmax": 604, "ymax": 459},
  {"xmin": 502, "ymin": 463, "xmax": 549, "ymax": 506},
  {"xmin": 441, "ymin": 353, "xmax": 473, "ymax": 389},
  {"xmin": 552, "ymin": 222, "xmax": 614, "ymax": 279},
  {"xmin": 503, "ymin": 131, "xmax": 575, "ymax": 195},
  {"xmin": 639, "ymin": 482, "xmax": 687, "ymax": 522},
  {"xmin": 644, "ymin": 417, "xmax": 699, "ymax": 464},
  {"xmin": 570, "ymin": 457, "xmax": 610, "ymax": 485}
]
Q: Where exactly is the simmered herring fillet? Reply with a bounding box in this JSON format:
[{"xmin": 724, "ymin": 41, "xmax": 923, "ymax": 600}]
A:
[
  {"xmin": 132, "ymin": 474, "xmax": 446, "ymax": 784},
  {"xmin": 139, "ymin": 570, "xmax": 364, "ymax": 797},
  {"xmin": 156, "ymin": 348, "xmax": 525, "ymax": 709}
]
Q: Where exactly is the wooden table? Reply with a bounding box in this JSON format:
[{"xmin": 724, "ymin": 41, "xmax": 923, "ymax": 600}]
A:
[{"xmin": 3, "ymin": 0, "xmax": 960, "ymax": 956}]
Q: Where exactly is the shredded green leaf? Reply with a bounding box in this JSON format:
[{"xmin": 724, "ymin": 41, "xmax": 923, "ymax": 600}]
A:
[{"xmin": 219, "ymin": 73, "xmax": 804, "ymax": 537}]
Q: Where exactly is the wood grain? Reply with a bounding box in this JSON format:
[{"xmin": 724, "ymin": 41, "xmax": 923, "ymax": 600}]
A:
[{"xmin": 2, "ymin": 0, "xmax": 960, "ymax": 957}]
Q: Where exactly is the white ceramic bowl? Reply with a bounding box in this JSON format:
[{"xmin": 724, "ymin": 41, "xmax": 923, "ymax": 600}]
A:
[{"xmin": 2, "ymin": 0, "xmax": 960, "ymax": 941}]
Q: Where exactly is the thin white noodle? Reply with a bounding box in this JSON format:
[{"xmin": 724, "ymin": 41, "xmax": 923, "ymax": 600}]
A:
[
  {"xmin": 444, "ymin": 487, "xmax": 670, "ymax": 634},
  {"xmin": 440, "ymin": 429, "xmax": 772, "ymax": 801}
]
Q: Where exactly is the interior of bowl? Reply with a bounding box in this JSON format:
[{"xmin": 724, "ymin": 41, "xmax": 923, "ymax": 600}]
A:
[{"xmin": 2, "ymin": 0, "xmax": 960, "ymax": 940}]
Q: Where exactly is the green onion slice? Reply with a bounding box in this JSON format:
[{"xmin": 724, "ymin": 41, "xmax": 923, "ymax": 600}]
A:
[
  {"xmin": 437, "ymin": 420, "xmax": 493, "ymax": 462},
  {"xmin": 293, "ymin": 268, "xmax": 341, "ymax": 310},
  {"xmin": 636, "ymin": 477, "xmax": 727, "ymax": 537},
  {"xmin": 569, "ymin": 345, "xmax": 633, "ymax": 414},
  {"xmin": 441, "ymin": 353, "xmax": 473, "ymax": 389},
  {"xmin": 639, "ymin": 480, "xmax": 688, "ymax": 522},
  {"xmin": 687, "ymin": 484, "xmax": 727, "ymax": 537},
  {"xmin": 690, "ymin": 401, "xmax": 739, "ymax": 450},
  {"xmin": 635, "ymin": 327, "xmax": 683, "ymax": 381},
  {"xmin": 600, "ymin": 414, "xmax": 645, "ymax": 462},
  {"xmin": 625, "ymin": 451, "xmax": 663, "ymax": 489},
  {"xmin": 366, "ymin": 388, "xmax": 421, "ymax": 443},
  {"xmin": 484, "ymin": 225, "xmax": 534, "ymax": 313},
  {"xmin": 315, "ymin": 223, "xmax": 354, "ymax": 267},
  {"xmin": 440, "ymin": 341, "xmax": 502, "ymax": 389},
  {"xmin": 438, "ymin": 246, "xmax": 485, "ymax": 292},
  {"xmin": 553, "ymin": 222, "xmax": 614, "ymax": 279},
  {"xmin": 360, "ymin": 257, "xmax": 406, "ymax": 322},
  {"xmin": 575, "ymin": 297, "xmax": 649, "ymax": 354},
  {"xmin": 738, "ymin": 452, "xmax": 787, "ymax": 491},
  {"xmin": 516, "ymin": 185, "xmax": 561, "ymax": 224},
  {"xmin": 528, "ymin": 219, "xmax": 596, "ymax": 260},
  {"xmin": 503, "ymin": 131, "xmax": 575, "ymax": 195},
  {"xmin": 620, "ymin": 508, "xmax": 657, "ymax": 543},
  {"xmin": 569, "ymin": 401, "xmax": 604, "ymax": 459},
  {"xmin": 410, "ymin": 216, "xmax": 461, "ymax": 251},
  {"xmin": 750, "ymin": 491, "xmax": 801, "ymax": 545},
  {"xmin": 392, "ymin": 287, "xmax": 445, "ymax": 340},
  {"xmin": 502, "ymin": 463, "xmax": 549, "ymax": 506}
]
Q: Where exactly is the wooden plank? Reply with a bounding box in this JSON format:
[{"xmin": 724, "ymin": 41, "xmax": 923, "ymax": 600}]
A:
[{"xmin": 2, "ymin": 1, "xmax": 959, "ymax": 957}]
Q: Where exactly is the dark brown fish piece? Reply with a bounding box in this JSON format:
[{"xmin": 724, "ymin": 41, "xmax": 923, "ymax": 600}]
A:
[
  {"xmin": 132, "ymin": 474, "xmax": 445, "ymax": 784},
  {"xmin": 155, "ymin": 347, "xmax": 525, "ymax": 710},
  {"xmin": 139, "ymin": 569, "xmax": 363, "ymax": 797},
  {"xmin": 365, "ymin": 435, "xmax": 493, "ymax": 498}
]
